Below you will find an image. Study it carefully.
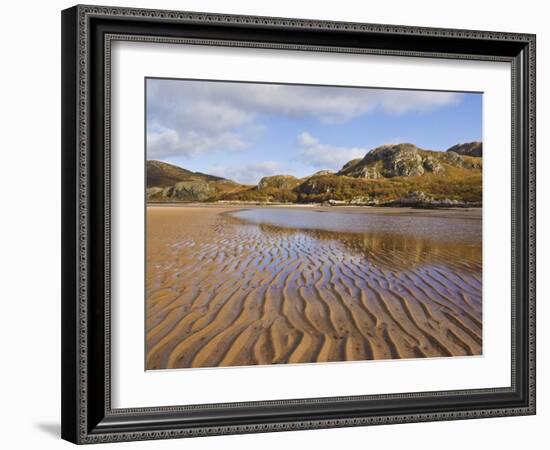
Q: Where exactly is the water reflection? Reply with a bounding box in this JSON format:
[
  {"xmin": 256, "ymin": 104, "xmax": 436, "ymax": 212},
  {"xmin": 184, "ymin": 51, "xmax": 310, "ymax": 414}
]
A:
[
  {"xmin": 227, "ymin": 208, "xmax": 482, "ymax": 272},
  {"xmin": 229, "ymin": 207, "xmax": 481, "ymax": 244}
]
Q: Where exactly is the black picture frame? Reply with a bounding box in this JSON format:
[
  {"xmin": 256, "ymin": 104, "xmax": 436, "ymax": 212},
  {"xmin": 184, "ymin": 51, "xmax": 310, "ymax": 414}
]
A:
[{"xmin": 61, "ymin": 4, "xmax": 536, "ymax": 444}]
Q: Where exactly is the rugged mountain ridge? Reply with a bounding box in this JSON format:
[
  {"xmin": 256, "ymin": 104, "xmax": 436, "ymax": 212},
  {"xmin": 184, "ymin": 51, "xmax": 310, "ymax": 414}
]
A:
[{"xmin": 147, "ymin": 143, "xmax": 482, "ymax": 207}]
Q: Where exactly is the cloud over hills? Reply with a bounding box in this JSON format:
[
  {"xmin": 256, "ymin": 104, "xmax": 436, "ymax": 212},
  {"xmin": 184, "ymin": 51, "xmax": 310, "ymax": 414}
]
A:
[
  {"xmin": 296, "ymin": 132, "xmax": 368, "ymax": 170},
  {"xmin": 146, "ymin": 79, "xmax": 463, "ymax": 160}
]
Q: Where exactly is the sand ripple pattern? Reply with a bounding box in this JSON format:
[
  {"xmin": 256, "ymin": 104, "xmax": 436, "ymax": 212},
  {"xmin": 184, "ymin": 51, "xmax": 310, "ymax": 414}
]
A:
[{"xmin": 146, "ymin": 206, "xmax": 482, "ymax": 369}]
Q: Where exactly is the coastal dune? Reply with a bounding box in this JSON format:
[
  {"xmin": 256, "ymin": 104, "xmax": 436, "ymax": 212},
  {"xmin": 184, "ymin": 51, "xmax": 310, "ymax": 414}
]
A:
[{"xmin": 146, "ymin": 205, "xmax": 482, "ymax": 370}]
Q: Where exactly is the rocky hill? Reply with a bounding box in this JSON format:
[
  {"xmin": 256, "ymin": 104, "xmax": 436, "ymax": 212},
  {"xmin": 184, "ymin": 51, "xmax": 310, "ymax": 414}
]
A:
[
  {"xmin": 337, "ymin": 143, "xmax": 481, "ymax": 179},
  {"xmin": 146, "ymin": 160, "xmax": 240, "ymax": 202},
  {"xmin": 446, "ymin": 141, "xmax": 482, "ymax": 157},
  {"xmin": 147, "ymin": 160, "xmax": 229, "ymax": 187},
  {"xmin": 147, "ymin": 142, "xmax": 482, "ymax": 207},
  {"xmin": 258, "ymin": 175, "xmax": 301, "ymax": 190}
]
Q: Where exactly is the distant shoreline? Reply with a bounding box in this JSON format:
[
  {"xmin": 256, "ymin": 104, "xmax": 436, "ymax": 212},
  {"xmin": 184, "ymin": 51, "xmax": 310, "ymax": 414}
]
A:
[
  {"xmin": 147, "ymin": 144, "xmax": 482, "ymax": 206},
  {"xmin": 145, "ymin": 203, "xmax": 482, "ymax": 222},
  {"xmin": 146, "ymin": 200, "xmax": 482, "ymax": 210}
]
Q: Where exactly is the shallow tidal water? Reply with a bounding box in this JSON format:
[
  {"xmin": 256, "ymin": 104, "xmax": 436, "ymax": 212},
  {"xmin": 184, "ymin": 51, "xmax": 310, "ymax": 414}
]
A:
[{"xmin": 229, "ymin": 207, "xmax": 481, "ymax": 243}]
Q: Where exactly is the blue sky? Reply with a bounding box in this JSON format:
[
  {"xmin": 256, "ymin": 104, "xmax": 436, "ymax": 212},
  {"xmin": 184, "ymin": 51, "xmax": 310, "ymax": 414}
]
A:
[{"xmin": 146, "ymin": 78, "xmax": 482, "ymax": 184}]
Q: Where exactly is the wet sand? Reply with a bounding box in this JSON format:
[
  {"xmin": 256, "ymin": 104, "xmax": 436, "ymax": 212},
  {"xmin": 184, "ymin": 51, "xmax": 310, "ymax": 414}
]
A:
[{"xmin": 146, "ymin": 205, "xmax": 482, "ymax": 370}]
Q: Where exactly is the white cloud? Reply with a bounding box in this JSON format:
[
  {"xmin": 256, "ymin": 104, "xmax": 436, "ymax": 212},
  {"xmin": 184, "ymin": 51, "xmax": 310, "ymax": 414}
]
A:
[
  {"xmin": 147, "ymin": 125, "xmax": 248, "ymax": 158},
  {"xmin": 296, "ymin": 132, "xmax": 368, "ymax": 171},
  {"xmin": 147, "ymin": 79, "xmax": 463, "ymax": 159},
  {"xmin": 147, "ymin": 81, "xmax": 259, "ymax": 159},
  {"xmin": 161, "ymin": 82, "xmax": 462, "ymax": 124},
  {"xmin": 209, "ymin": 160, "xmax": 283, "ymax": 185},
  {"xmin": 180, "ymin": 101, "xmax": 254, "ymax": 132},
  {"xmin": 374, "ymin": 90, "xmax": 461, "ymax": 115}
]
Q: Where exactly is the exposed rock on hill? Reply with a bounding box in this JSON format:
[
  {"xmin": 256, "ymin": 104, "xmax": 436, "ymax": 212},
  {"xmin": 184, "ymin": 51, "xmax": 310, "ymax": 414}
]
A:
[
  {"xmin": 337, "ymin": 143, "xmax": 479, "ymax": 179},
  {"xmin": 443, "ymin": 150, "xmax": 482, "ymax": 169},
  {"xmin": 340, "ymin": 158, "xmax": 362, "ymax": 172},
  {"xmin": 312, "ymin": 170, "xmax": 334, "ymax": 176},
  {"xmin": 146, "ymin": 141, "xmax": 482, "ymax": 206},
  {"xmin": 446, "ymin": 141, "xmax": 482, "ymax": 157},
  {"xmin": 146, "ymin": 160, "xmax": 240, "ymax": 202},
  {"xmin": 146, "ymin": 181, "xmax": 213, "ymax": 202},
  {"xmin": 257, "ymin": 175, "xmax": 300, "ymax": 190},
  {"xmin": 169, "ymin": 181, "xmax": 214, "ymax": 201}
]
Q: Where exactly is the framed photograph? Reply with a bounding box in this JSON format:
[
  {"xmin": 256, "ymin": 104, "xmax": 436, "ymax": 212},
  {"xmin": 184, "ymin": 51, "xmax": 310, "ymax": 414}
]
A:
[{"xmin": 61, "ymin": 5, "xmax": 536, "ymax": 444}]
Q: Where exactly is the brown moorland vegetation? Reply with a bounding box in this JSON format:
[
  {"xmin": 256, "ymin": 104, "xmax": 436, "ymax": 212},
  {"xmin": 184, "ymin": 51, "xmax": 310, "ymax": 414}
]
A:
[{"xmin": 147, "ymin": 142, "xmax": 482, "ymax": 206}]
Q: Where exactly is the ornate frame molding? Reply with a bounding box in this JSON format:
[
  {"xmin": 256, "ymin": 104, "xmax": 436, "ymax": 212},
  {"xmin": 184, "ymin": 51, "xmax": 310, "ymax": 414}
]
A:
[{"xmin": 61, "ymin": 5, "xmax": 536, "ymax": 444}]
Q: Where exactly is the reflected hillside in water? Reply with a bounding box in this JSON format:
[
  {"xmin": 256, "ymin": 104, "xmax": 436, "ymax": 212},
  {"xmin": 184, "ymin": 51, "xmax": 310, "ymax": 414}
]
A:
[
  {"xmin": 227, "ymin": 207, "xmax": 481, "ymax": 243},
  {"xmin": 227, "ymin": 208, "xmax": 482, "ymax": 273}
]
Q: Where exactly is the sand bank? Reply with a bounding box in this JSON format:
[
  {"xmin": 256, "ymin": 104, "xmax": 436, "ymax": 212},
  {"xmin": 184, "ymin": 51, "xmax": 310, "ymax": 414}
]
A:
[{"xmin": 146, "ymin": 205, "xmax": 482, "ymax": 369}]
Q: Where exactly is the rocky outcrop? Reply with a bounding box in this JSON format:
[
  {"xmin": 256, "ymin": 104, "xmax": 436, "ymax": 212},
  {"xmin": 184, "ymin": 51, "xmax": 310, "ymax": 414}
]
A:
[
  {"xmin": 147, "ymin": 181, "xmax": 214, "ymax": 202},
  {"xmin": 338, "ymin": 143, "xmax": 482, "ymax": 179},
  {"xmin": 311, "ymin": 170, "xmax": 334, "ymax": 176},
  {"xmin": 338, "ymin": 144, "xmax": 432, "ymax": 178},
  {"xmin": 297, "ymin": 176, "xmax": 336, "ymax": 195},
  {"xmin": 146, "ymin": 186, "xmax": 167, "ymax": 201},
  {"xmin": 446, "ymin": 141, "xmax": 482, "ymax": 157},
  {"xmin": 340, "ymin": 158, "xmax": 362, "ymax": 172},
  {"xmin": 170, "ymin": 181, "xmax": 213, "ymax": 201},
  {"xmin": 258, "ymin": 175, "xmax": 300, "ymax": 190},
  {"xmin": 346, "ymin": 165, "xmax": 383, "ymax": 179},
  {"xmin": 362, "ymin": 144, "xmax": 426, "ymax": 177},
  {"xmin": 146, "ymin": 160, "xmax": 240, "ymax": 202},
  {"xmin": 442, "ymin": 151, "xmax": 482, "ymax": 169},
  {"xmin": 422, "ymin": 156, "xmax": 445, "ymax": 174},
  {"xmin": 146, "ymin": 140, "xmax": 482, "ymax": 206}
]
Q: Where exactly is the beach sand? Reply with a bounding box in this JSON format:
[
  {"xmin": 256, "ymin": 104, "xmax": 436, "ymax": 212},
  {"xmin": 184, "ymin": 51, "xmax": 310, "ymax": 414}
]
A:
[{"xmin": 146, "ymin": 205, "xmax": 482, "ymax": 370}]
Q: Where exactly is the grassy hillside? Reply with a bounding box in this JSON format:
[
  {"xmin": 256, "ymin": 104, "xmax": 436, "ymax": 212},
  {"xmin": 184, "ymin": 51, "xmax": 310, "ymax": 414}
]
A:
[
  {"xmin": 147, "ymin": 160, "xmax": 229, "ymax": 187},
  {"xmin": 147, "ymin": 143, "xmax": 483, "ymax": 207}
]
